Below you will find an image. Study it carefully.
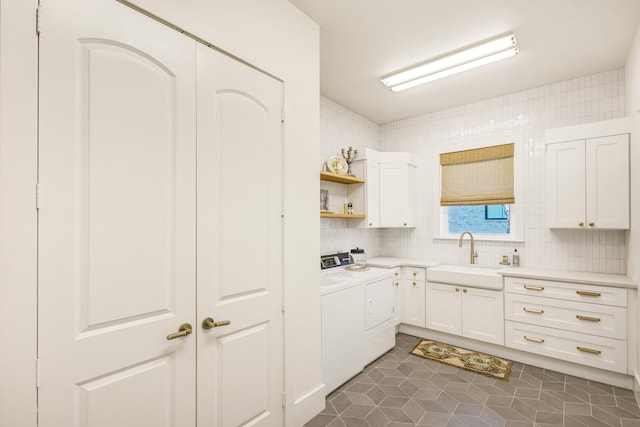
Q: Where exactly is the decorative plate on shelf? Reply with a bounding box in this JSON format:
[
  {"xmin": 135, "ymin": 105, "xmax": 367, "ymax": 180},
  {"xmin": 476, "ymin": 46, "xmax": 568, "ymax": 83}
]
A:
[{"xmin": 326, "ymin": 156, "xmax": 348, "ymax": 175}]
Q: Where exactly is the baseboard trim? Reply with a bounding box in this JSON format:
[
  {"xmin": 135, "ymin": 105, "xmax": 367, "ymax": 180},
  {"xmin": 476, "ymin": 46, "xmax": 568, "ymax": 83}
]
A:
[
  {"xmin": 290, "ymin": 383, "xmax": 325, "ymax": 427},
  {"xmin": 400, "ymin": 324, "xmax": 635, "ymax": 389}
]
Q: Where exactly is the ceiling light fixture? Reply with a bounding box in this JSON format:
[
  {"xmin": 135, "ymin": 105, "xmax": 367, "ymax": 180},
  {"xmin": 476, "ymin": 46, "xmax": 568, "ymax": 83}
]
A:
[{"xmin": 381, "ymin": 33, "xmax": 519, "ymax": 92}]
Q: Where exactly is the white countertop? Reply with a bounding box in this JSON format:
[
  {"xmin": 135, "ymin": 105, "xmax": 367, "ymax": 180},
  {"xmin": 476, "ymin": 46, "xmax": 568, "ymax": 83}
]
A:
[
  {"xmin": 366, "ymin": 257, "xmax": 440, "ymax": 269},
  {"xmin": 366, "ymin": 257, "xmax": 636, "ymax": 289},
  {"xmin": 499, "ymin": 267, "xmax": 636, "ymax": 289}
]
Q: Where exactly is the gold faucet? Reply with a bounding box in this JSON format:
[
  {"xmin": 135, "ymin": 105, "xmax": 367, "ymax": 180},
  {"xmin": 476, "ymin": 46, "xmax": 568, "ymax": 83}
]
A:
[{"xmin": 458, "ymin": 231, "xmax": 478, "ymax": 264}]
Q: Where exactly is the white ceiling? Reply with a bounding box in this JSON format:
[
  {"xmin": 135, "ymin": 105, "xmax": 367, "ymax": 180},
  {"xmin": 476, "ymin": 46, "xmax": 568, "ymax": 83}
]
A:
[{"xmin": 289, "ymin": 0, "xmax": 640, "ymax": 124}]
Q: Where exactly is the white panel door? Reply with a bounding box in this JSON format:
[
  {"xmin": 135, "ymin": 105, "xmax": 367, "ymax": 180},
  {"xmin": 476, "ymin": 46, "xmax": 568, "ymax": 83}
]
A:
[
  {"xmin": 196, "ymin": 44, "xmax": 284, "ymax": 427},
  {"xmin": 546, "ymin": 140, "xmax": 586, "ymax": 228},
  {"xmin": 403, "ymin": 280, "xmax": 426, "ymax": 327},
  {"xmin": 585, "ymin": 134, "xmax": 630, "ymax": 229},
  {"xmin": 38, "ymin": 1, "xmax": 197, "ymax": 426}
]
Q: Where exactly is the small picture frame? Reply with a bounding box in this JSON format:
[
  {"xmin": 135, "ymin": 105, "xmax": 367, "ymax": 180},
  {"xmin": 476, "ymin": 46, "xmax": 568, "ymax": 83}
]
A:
[{"xmin": 320, "ymin": 189, "xmax": 330, "ymax": 212}]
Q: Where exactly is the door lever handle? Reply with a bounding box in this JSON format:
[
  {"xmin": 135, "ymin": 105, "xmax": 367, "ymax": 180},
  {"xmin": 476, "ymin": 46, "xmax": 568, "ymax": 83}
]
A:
[
  {"xmin": 202, "ymin": 317, "xmax": 231, "ymax": 330},
  {"xmin": 166, "ymin": 323, "xmax": 193, "ymax": 340}
]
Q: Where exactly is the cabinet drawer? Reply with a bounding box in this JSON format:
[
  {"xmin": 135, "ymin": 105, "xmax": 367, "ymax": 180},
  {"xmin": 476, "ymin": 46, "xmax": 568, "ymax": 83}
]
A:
[
  {"xmin": 404, "ymin": 266, "xmax": 426, "ymax": 281},
  {"xmin": 504, "ymin": 277, "xmax": 627, "ymax": 307},
  {"xmin": 391, "ymin": 267, "xmax": 401, "ymax": 283},
  {"xmin": 505, "ymin": 321, "xmax": 626, "ymax": 374},
  {"xmin": 504, "ymin": 293, "xmax": 626, "ymax": 340}
]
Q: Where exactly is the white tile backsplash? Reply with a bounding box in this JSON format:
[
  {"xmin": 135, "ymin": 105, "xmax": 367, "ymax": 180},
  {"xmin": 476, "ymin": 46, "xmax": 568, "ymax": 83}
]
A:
[{"xmin": 320, "ymin": 69, "xmax": 627, "ymax": 274}]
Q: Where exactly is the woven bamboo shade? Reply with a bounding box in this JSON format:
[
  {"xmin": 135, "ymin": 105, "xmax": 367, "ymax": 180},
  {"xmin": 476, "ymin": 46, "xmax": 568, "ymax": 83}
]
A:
[{"xmin": 440, "ymin": 143, "xmax": 514, "ymax": 206}]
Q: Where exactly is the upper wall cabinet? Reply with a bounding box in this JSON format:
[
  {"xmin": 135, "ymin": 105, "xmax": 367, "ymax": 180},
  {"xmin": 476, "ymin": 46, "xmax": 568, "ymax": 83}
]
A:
[
  {"xmin": 546, "ymin": 118, "xmax": 630, "ymax": 230},
  {"xmin": 350, "ymin": 148, "xmax": 417, "ymax": 228}
]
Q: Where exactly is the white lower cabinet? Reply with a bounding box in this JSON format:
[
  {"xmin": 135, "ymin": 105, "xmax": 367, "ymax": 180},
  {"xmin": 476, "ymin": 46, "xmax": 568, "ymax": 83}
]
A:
[
  {"xmin": 402, "ymin": 267, "xmax": 426, "ymax": 327},
  {"xmin": 426, "ymin": 282, "xmax": 504, "ymax": 345},
  {"xmin": 504, "ymin": 276, "xmax": 628, "ymax": 373}
]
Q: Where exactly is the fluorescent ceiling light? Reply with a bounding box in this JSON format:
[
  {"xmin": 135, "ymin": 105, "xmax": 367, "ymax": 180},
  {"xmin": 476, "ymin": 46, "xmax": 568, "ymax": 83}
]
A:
[{"xmin": 382, "ymin": 34, "xmax": 519, "ymax": 92}]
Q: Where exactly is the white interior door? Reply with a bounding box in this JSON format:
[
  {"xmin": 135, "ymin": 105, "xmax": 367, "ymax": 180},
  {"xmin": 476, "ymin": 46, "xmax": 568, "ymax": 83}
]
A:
[
  {"xmin": 196, "ymin": 44, "xmax": 284, "ymax": 426},
  {"xmin": 37, "ymin": 1, "xmax": 197, "ymax": 425}
]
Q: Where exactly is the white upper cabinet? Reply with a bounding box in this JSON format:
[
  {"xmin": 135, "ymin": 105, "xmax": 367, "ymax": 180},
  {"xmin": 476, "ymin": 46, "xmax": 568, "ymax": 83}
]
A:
[
  {"xmin": 350, "ymin": 148, "xmax": 417, "ymax": 228},
  {"xmin": 546, "ymin": 118, "xmax": 630, "ymax": 230}
]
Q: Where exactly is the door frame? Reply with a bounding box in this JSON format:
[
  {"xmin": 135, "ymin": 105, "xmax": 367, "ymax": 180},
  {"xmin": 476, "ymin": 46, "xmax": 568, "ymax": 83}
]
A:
[{"xmin": 0, "ymin": 0, "xmax": 39, "ymax": 425}]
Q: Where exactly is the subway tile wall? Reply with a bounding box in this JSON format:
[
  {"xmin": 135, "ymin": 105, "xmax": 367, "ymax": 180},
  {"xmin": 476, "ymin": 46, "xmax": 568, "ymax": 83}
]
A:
[{"xmin": 320, "ymin": 69, "xmax": 627, "ymax": 274}]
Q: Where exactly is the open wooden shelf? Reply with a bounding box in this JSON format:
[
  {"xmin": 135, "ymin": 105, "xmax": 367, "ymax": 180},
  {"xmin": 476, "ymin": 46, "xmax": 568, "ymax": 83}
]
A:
[
  {"xmin": 320, "ymin": 212, "xmax": 366, "ymax": 219},
  {"xmin": 320, "ymin": 171, "xmax": 364, "ymax": 184}
]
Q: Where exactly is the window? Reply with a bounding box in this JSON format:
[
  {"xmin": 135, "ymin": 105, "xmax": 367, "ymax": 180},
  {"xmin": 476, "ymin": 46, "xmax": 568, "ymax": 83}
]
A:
[{"xmin": 436, "ymin": 139, "xmax": 522, "ymax": 241}]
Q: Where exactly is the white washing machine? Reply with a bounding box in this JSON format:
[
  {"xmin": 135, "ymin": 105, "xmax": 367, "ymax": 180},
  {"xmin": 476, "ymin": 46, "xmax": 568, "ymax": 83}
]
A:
[{"xmin": 321, "ymin": 253, "xmax": 395, "ymax": 394}]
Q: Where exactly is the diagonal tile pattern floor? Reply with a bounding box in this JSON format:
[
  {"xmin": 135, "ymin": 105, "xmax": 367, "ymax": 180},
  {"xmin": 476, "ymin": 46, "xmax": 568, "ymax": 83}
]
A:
[{"xmin": 305, "ymin": 333, "xmax": 640, "ymax": 427}]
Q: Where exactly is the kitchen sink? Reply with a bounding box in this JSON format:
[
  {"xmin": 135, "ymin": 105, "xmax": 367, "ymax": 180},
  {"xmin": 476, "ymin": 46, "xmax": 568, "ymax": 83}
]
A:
[{"xmin": 426, "ymin": 264, "xmax": 503, "ymax": 290}]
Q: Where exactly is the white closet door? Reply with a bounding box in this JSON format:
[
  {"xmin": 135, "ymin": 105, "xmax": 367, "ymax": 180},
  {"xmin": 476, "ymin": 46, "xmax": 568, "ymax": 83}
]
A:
[
  {"xmin": 196, "ymin": 44, "xmax": 284, "ymax": 426},
  {"xmin": 37, "ymin": 1, "xmax": 197, "ymax": 425}
]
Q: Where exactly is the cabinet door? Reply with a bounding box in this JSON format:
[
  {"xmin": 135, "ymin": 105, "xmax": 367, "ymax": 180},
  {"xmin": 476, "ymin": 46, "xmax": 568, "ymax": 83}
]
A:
[
  {"xmin": 403, "ymin": 280, "xmax": 426, "ymax": 327},
  {"xmin": 366, "ymin": 160, "xmax": 380, "ymax": 227},
  {"xmin": 425, "ymin": 282, "xmax": 460, "ymax": 334},
  {"xmin": 379, "ymin": 162, "xmax": 408, "ymax": 227},
  {"xmin": 462, "ymin": 288, "xmax": 504, "ymax": 345},
  {"xmin": 546, "ymin": 140, "xmax": 586, "ymax": 228},
  {"xmin": 585, "ymin": 134, "xmax": 629, "ymax": 229},
  {"xmin": 365, "ymin": 277, "xmax": 395, "ymax": 330}
]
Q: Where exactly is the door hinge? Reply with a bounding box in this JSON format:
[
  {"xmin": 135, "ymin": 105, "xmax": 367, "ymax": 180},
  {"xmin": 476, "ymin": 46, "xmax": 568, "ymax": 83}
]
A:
[
  {"xmin": 281, "ymin": 391, "xmax": 286, "ymax": 408},
  {"xmin": 36, "ymin": 5, "xmax": 43, "ymax": 35},
  {"xmin": 35, "ymin": 359, "xmax": 41, "ymax": 388},
  {"xmin": 36, "ymin": 183, "xmax": 41, "ymax": 209}
]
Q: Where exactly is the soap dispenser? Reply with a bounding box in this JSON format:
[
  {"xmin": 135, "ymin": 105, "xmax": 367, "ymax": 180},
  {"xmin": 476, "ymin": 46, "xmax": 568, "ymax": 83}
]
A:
[{"xmin": 512, "ymin": 248, "xmax": 520, "ymax": 267}]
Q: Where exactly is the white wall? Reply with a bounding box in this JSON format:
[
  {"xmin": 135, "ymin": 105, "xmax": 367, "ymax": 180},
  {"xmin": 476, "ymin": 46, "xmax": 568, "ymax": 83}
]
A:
[
  {"xmin": 320, "ymin": 69, "xmax": 628, "ymax": 274},
  {"xmin": 320, "ymin": 97, "xmax": 383, "ymax": 256}
]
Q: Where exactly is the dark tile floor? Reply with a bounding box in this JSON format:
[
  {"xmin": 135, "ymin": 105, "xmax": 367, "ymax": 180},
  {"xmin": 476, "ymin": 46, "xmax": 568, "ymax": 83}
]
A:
[{"xmin": 305, "ymin": 333, "xmax": 640, "ymax": 427}]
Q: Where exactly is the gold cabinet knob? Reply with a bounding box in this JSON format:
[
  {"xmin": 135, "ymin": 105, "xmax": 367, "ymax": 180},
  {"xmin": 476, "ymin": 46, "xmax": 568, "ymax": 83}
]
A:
[
  {"xmin": 202, "ymin": 317, "xmax": 231, "ymax": 330},
  {"xmin": 413, "ymin": 272, "xmax": 417, "ymax": 277},
  {"xmin": 412, "ymin": 281, "xmax": 416, "ymax": 286},
  {"xmin": 455, "ymin": 288, "xmax": 460, "ymax": 292},
  {"xmin": 369, "ymin": 222, "xmax": 373, "ymax": 226},
  {"xmin": 463, "ymin": 288, "xmax": 467, "ymax": 293},
  {"xmin": 578, "ymin": 222, "xmax": 584, "ymax": 227},
  {"xmin": 404, "ymin": 222, "xmax": 407, "ymax": 226},
  {"xmin": 588, "ymin": 222, "xmax": 595, "ymax": 227},
  {"xmin": 166, "ymin": 323, "xmax": 193, "ymax": 340}
]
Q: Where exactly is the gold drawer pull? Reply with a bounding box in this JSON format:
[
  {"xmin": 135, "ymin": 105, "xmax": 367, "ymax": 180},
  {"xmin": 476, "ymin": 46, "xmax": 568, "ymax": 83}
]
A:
[
  {"xmin": 576, "ymin": 315, "xmax": 601, "ymax": 322},
  {"xmin": 524, "ymin": 335, "xmax": 544, "ymax": 343},
  {"xmin": 577, "ymin": 346, "xmax": 601, "ymax": 355},
  {"xmin": 576, "ymin": 291, "xmax": 601, "ymax": 297},
  {"xmin": 523, "ymin": 285, "xmax": 544, "ymax": 291},
  {"xmin": 523, "ymin": 307, "xmax": 544, "ymax": 314}
]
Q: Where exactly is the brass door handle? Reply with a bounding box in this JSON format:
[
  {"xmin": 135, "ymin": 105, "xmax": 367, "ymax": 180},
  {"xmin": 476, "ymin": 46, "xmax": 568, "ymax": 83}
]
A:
[
  {"xmin": 202, "ymin": 317, "xmax": 231, "ymax": 330},
  {"xmin": 524, "ymin": 335, "xmax": 544, "ymax": 343},
  {"xmin": 576, "ymin": 315, "xmax": 601, "ymax": 322},
  {"xmin": 523, "ymin": 285, "xmax": 544, "ymax": 291},
  {"xmin": 577, "ymin": 290, "xmax": 601, "ymax": 297},
  {"xmin": 166, "ymin": 323, "xmax": 193, "ymax": 340},
  {"xmin": 523, "ymin": 307, "xmax": 544, "ymax": 314},
  {"xmin": 577, "ymin": 346, "xmax": 601, "ymax": 355}
]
